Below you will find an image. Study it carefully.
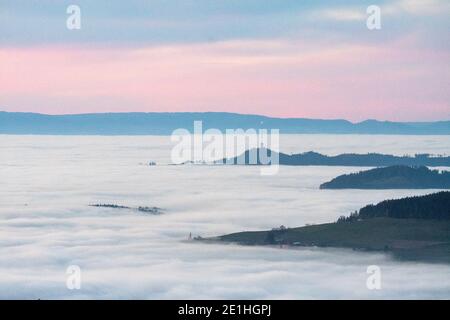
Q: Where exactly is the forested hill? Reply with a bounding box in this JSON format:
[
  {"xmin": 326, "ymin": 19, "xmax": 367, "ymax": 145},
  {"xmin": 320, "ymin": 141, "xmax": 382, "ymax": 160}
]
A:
[
  {"xmin": 206, "ymin": 192, "xmax": 450, "ymax": 263},
  {"xmin": 354, "ymin": 191, "xmax": 450, "ymax": 220},
  {"xmin": 221, "ymin": 148, "xmax": 450, "ymax": 167},
  {"xmin": 320, "ymin": 166, "xmax": 450, "ymax": 189}
]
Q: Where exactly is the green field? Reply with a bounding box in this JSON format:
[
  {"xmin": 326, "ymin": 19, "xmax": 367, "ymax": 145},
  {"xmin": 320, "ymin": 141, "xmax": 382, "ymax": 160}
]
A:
[{"xmin": 207, "ymin": 218, "xmax": 450, "ymax": 263}]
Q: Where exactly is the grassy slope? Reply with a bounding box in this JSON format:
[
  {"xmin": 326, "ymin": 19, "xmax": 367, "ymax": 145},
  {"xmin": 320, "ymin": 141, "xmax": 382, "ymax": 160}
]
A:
[{"xmin": 214, "ymin": 218, "xmax": 450, "ymax": 263}]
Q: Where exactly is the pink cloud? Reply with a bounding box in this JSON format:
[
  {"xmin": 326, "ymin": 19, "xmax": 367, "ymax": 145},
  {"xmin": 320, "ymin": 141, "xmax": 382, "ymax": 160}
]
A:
[{"xmin": 0, "ymin": 38, "xmax": 449, "ymax": 121}]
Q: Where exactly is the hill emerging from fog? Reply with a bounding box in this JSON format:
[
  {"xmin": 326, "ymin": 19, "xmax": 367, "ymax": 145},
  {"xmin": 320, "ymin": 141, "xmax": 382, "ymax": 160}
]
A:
[
  {"xmin": 320, "ymin": 166, "xmax": 450, "ymax": 189},
  {"xmin": 221, "ymin": 148, "xmax": 450, "ymax": 167},
  {"xmin": 1, "ymin": 111, "xmax": 450, "ymax": 135},
  {"xmin": 203, "ymin": 192, "xmax": 450, "ymax": 263}
]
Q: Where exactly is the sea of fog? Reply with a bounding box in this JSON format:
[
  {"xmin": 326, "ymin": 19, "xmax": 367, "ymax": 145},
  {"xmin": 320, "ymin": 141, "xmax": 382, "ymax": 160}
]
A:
[{"xmin": 0, "ymin": 134, "xmax": 449, "ymax": 299}]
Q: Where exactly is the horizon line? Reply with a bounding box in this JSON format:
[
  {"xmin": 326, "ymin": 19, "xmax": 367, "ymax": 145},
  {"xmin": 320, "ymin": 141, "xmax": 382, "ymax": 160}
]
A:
[{"xmin": 1, "ymin": 110, "xmax": 449, "ymax": 124}]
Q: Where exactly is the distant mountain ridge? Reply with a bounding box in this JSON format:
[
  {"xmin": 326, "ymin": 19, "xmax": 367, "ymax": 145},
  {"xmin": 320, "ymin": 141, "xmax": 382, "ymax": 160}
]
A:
[
  {"xmin": 1, "ymin": 111, "xmax": 449, "ymax": 135},
  {"xmin": 222, "ymin": 148, "xmax": 450, "ymax": 167}
]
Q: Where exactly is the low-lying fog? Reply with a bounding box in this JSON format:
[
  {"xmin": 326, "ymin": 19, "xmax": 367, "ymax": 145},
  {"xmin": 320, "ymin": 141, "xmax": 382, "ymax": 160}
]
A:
[{"xmin": 1, "ymin": 135, "xmax": 449, "ymax": 299}]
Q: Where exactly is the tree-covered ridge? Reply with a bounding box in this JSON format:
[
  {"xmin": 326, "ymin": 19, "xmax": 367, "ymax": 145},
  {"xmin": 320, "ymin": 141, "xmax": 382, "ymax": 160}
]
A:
[
  {"xmin": 320, "ymin": 165, "xmax": 450, "ymax": 189},
  {"xmin": 206, "ymin": 192, "xmax": 450, "ymax": 263},
  {"xmin": 338, "ymin": 191, "xmax": 450, "ymax": 221},
  {"xmin": 221, "ymin": 148, "xmax": 450, "ymax": 167}
]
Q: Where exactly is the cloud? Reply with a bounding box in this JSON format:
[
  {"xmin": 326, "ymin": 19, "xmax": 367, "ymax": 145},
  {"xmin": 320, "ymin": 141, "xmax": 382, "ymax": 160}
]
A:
[
  {"xmin": 0, "ymin": 1, "xmax": 449, "ymax": 120},
  {"xmin": 0, "ymin": 0, "xmax": 449, "ymax": 47},
  {"xmin": 310, "ymin": 8, "xmax": 367, "ymax": 22},
  {"xmin": 1, "ymin": 34, "xmax": 449, "ymax": 121},
  {"xmin": 385, "ymin": 0, "xmax": 450, "ymax": 15},
  {"xmin": 309, "ymin": 0, "xmax": 450, "ymax": 24},
  {"xmin": 1, "ymin": 135, "xmax": 450, "ymax": 298}
]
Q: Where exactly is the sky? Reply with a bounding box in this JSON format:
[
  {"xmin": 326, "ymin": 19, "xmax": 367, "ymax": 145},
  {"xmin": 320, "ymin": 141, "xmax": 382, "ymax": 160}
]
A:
[{"xmin": 0, "ymin": 0, "xmax": 449, "ymax": 121}]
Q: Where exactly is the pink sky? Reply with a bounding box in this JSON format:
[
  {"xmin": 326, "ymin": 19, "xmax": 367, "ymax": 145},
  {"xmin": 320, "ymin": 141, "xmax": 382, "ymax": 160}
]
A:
[{"xmin": 1, "ymin": 38, "xmax": 449, "ymax": 121}]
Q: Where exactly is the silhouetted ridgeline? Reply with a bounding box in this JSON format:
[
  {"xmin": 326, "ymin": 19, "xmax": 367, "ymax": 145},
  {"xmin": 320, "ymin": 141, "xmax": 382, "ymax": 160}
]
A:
[
  {"xmin": 1, "ymin": 111, "xmax": 450, "ymax": 135},
  {"xmin": 222, "ymin": 148, "xmax": 450, "ymax": 167},
  {"xmin": 320, "ymin": 166, "xmax": 450, "ymax": 189},
  {"xmin": 356, "ymin": 191, "xmax": 450, "ymax": 220}
]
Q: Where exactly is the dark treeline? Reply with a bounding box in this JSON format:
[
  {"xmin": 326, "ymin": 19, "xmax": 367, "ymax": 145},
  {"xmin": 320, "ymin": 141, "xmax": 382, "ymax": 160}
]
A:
[
  {"xmin": 337, "ymin": 191, "xmax": 450, "ymax": 222},
  {"xmin": 89, "ymin": 204, "xmax": 130, "ymax": 209},
  {"xmin": 137, "ymin": 206, "xmax": 162, "ymax": 214},
  {"xmin": 89, "ymin": 204, "xmax": 162, "ymax": 214},
  {"xmin": 320, "ymin": 165, "xmax": 450, "ymax": 189}
]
